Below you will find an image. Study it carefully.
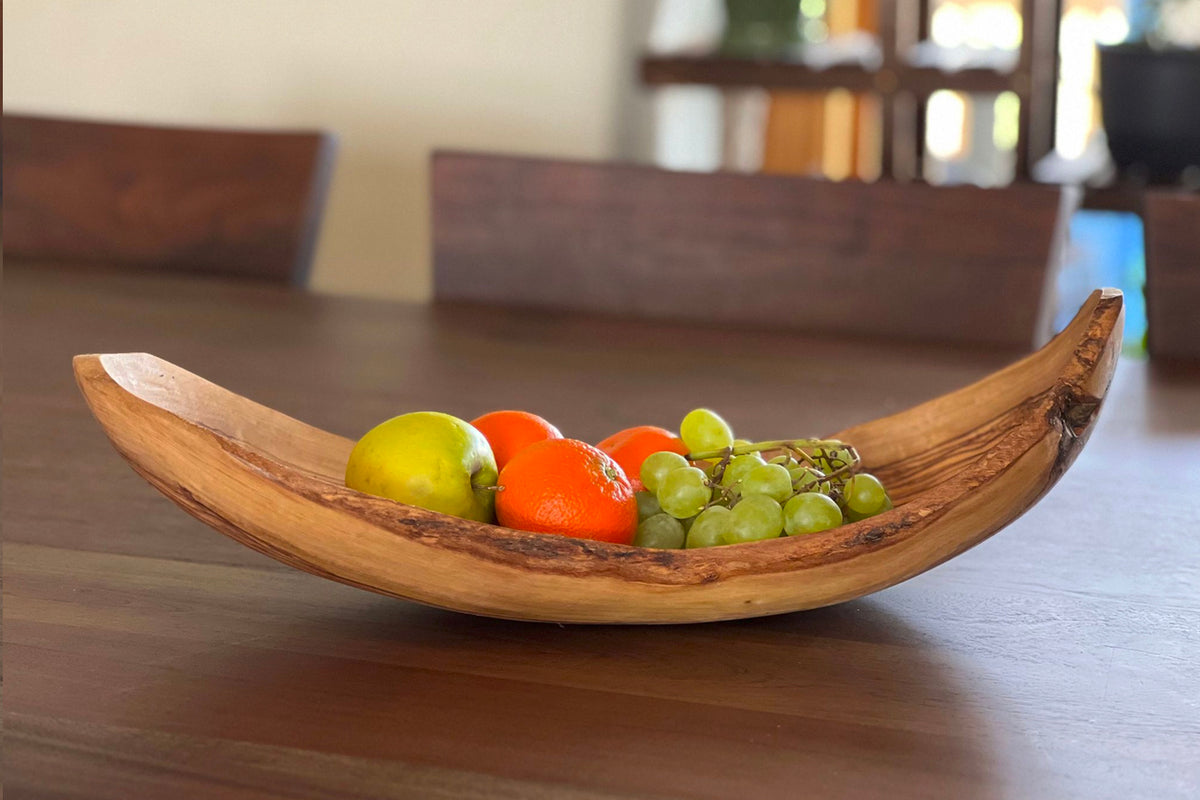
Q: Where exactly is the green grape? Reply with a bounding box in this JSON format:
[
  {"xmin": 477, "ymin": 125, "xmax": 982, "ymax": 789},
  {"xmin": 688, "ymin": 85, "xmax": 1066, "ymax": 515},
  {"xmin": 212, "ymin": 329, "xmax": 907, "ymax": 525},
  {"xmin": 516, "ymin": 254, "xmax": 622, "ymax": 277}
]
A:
[
  {"xmin": 788, "ymin": 466, "xmax": 830, "ymax": 495},
  {"xmin": 740, "ymin": 463, "xmax": 793, "ymax": 502},
  {"xmin": 845, "ymin": 493, "xmax": 893, "ymax": 522},
  {"xmin": 720, "ymin": 453, "xmax": 767, "ymax": 487},
  {"xmin": 657, "ymin": 466, "xmax": 712, "ymax": 519},
  {"xmin": 640, "ymin": 451, "xmax": 689, "ymax": 492},
  {"xmin": 686, "ymin": 505, "xmax": 732, "ymax": 548},
  {"xmin": 844, "ymin": 473, "xmax": 888, "ymax": 516},
  {"xmin": 732, "ymin": 438, "xmax": 753, "ymax": 450},
  {"xmin": 634, "ymin": 513, "xmax": 686, "ymax": 549},
  {"xmin": 680, "ymin": 408, "xmax": 734, "ymax": 453},
  {"xmin": 787, "ymin": 463, "xmax": 813, "ymax": 481},
  {"xmin": 784, "ymin": 492, "xmax": 844, "ymax": 535},
  {"xmin": 635, "ymin": 491, "xmax": 662, "ymax": 521},
  {"xmin": 724, "ymin": 495, "xmax": 784, "ymax": 544},
  {"xmin": 816, "ymin": 446, "xmax": 855, "ymax": 477}
]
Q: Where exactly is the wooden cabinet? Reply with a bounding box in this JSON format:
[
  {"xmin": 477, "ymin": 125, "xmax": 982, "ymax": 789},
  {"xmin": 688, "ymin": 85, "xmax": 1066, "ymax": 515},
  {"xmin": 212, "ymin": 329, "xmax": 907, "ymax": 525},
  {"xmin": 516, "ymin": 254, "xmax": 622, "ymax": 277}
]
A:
[{"xmin": 641, "ymin": 0, "xmax": 1062, "ymax": 181}]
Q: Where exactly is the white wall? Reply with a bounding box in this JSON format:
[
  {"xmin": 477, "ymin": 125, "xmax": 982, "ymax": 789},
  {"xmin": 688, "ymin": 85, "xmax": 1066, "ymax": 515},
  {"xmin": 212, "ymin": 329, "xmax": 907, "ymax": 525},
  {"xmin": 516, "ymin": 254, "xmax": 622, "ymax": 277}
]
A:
[{"xmin": 3, "ymin": 0, "xmax": 638, "ymax": 300}]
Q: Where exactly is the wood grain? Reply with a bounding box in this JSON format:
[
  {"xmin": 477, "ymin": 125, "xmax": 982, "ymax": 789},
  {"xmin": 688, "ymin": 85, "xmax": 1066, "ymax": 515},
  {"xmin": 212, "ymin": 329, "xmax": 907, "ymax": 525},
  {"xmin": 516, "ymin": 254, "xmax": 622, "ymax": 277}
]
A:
[
  {"xmin": 2, "ymin": 113, "xmax": 336, "ymax": 283},
  {"xmin": 432, "ymin": 152, "xmax": 1071, "ymax": 348},
  {"xmin": 5, "ymin": 261, "xmax": 1199, "ymax": 799},
  {"xmin": 6, "ymin": 712, "xmax": 625, "ymax": 800},
  {"xmin": 1143, "ymin": 189, "xmax": 1200, "ymax": 362},
  {"xmin": 640, "ymin": 55, "xmax": 1013, "ymax": 96}
]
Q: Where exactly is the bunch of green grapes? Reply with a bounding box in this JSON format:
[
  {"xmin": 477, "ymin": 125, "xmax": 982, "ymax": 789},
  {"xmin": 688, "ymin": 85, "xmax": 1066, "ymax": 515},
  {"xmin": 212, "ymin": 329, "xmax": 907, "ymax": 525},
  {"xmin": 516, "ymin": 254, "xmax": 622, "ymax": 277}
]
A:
[{"xmin": 633, "ymin": 408, "xmax": 894, "ymax": 549}]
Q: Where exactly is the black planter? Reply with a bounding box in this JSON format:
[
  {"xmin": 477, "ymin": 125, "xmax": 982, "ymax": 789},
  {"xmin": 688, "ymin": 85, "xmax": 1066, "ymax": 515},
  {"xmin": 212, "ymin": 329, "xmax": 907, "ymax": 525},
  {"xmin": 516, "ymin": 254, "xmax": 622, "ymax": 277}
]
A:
[{"xmin": 1099, "ymin": 45, "xmax": 1200, "ymax": 182}]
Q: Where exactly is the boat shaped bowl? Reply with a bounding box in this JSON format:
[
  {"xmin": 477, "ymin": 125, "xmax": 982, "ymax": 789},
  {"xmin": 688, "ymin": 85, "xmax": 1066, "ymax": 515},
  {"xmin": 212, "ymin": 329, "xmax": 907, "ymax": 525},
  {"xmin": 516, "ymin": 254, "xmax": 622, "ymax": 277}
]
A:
[{"xmin": 74, "ymin": 289, "xmax": 1123, "ymax": 624}]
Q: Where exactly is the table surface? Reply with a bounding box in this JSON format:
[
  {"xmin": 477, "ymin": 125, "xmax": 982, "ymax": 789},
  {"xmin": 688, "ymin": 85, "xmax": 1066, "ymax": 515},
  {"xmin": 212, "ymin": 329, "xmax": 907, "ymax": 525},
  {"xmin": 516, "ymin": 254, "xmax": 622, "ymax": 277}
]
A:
[{"xmin": 5, "ymin": 261, "xmax": 1199, "ymax": 800}]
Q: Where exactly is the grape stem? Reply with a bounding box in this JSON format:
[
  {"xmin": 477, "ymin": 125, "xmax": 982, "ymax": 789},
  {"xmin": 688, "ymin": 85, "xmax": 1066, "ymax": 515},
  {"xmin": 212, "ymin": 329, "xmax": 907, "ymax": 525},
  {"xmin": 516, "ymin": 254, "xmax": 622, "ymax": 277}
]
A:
[
  {"xmin": 701, "ymin": 449, "xmax": 738, "ymax": 509},
  {"xmin": 693, "ymin": 439, "xmax": 862, "ymax": 508},
  {"xmin": 687, "ymin": 438, "xmax": 856, "ymax": 462}
]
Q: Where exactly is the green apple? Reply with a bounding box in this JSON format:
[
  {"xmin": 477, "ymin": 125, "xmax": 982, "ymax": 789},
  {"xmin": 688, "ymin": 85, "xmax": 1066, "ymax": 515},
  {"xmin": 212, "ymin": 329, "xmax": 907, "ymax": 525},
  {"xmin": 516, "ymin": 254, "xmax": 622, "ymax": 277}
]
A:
[{"xmin": 345, "ymin": 411, "xmax": 498, "ymax": 522}]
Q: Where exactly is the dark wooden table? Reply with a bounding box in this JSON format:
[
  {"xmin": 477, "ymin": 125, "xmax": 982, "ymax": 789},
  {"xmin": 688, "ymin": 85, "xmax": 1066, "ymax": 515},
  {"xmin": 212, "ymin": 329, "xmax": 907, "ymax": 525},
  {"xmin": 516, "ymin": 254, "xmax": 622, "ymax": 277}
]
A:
[{"xmin": 5, "ymin": 262, "xmax": 1199, "ymax": 800}]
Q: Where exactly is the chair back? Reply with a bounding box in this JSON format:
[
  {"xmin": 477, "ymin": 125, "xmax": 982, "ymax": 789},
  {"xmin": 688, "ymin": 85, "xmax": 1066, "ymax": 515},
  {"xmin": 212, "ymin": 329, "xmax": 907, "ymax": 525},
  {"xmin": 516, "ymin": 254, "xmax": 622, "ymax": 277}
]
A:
[
  {"xmin": 1143, "ymin": 189, "xmax": 1200, "ymax": 362},
  {"xmin": 3, "ymin": 114, "xmax": 336, "ymax": 284},
  {"xmin": 432, "ymin": 152, "xmax": 1074, "ymax": 348}
]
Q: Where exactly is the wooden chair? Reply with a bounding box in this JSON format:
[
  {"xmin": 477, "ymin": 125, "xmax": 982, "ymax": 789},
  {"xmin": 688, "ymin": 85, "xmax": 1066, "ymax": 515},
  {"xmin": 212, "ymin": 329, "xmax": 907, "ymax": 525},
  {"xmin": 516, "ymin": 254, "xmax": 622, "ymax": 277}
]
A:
[
  {"xmin": 1143, "ymin": 190, "xmax": 1200, "ymax": 362},
  {"xmin": 3, "ymin": 114, "xmax": 336, "ymax": 284},
  {"xmin": 432, "ymin": 152, "xmax": 1075, "ymax": 349}
]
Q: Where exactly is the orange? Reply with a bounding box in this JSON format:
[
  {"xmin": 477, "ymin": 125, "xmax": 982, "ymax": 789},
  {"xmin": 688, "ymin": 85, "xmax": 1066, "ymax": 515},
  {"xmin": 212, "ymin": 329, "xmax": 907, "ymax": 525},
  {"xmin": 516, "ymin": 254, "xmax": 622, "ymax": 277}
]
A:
[
  {"xmin": 470, "ymin": 410, "xmax": 562, "ymax": 471},
  {"xmin": 496, "ymin": 438, "xmax": 637, "ymax": 544},
  {"xmin": 596, "ymin": 425, "xmax": 689, "ymax": 491}
]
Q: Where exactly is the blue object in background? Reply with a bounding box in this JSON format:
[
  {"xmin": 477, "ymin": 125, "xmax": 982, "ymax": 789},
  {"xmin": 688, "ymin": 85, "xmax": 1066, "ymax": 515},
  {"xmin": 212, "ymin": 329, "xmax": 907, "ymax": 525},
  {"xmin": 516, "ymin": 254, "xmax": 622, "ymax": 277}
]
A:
[
  {"xmin": 1126, "ymin": 0, "xmax": 1155, "ymax": 42},
  {"xmin": 1054, "ymin": 210, "xmax": 1147, "ymax": 355}
]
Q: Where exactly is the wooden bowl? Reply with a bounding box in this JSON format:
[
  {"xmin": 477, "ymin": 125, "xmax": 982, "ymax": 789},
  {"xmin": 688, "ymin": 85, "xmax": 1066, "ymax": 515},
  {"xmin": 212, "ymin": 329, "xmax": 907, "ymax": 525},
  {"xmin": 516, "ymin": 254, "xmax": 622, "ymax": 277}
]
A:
[{"xmin": 74, "ymin": 289, "xmax": 1123, "ymax": 624}]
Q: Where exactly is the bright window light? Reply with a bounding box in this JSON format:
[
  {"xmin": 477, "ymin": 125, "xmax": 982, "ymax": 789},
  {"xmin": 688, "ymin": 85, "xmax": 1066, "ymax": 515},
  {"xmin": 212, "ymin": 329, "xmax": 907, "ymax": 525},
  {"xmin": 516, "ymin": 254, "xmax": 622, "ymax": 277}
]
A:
[
  {"xmin": 1055, "ymin": 83, "xmax": 1094, "ymax": 159},
  {"xmin": 1056, "ymin": 7, "xmax": 1100, "ymax": 158},
  {"xmin": 1059, "ymin": 9, "xmax": 1098, "ymax": 84},
  {"xmin": 799, "ymin": 0, "xmax": 826, "ymax": 20},
  {"xmin": 1095, "ymin": 7, "xmax": 1130, "ymax": 45},
  {"xmin": 927, "ymin": 90, "xmax": 968, "ymax": 160},
  {"xmin": 931, "ymin": 3, "xmax": 967, "ymax": 48},
  {"xmin": 965, "ymin": 3, "xmax": 1023, "ymax": 50},
  {"xmin": 993, "ymin": 91, "xmax": 1020, "ymax": 151}
]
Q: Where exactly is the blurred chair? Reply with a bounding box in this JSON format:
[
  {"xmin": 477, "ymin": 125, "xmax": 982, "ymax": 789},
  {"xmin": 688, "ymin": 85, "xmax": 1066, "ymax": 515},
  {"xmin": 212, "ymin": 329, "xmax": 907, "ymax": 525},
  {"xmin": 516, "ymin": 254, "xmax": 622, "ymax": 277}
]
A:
[
  {"xmin": 3, "ymin": 114, "xmax": 336, "ymax": 284},
  {"xmin": 432, "ymin": 152, "xmax": 1075, "ymax": 349},
  {"xmin": 1143, "ymin": 190, "xmax": 1200, "ymax": 362}
]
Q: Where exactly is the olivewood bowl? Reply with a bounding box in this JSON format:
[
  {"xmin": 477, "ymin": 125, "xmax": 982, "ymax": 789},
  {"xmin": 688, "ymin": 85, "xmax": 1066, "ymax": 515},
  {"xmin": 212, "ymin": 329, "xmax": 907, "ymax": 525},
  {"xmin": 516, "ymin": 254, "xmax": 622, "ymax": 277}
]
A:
[{"xmin": 74, "ymin": 289, "xmax": 1123, "ymax": 624}]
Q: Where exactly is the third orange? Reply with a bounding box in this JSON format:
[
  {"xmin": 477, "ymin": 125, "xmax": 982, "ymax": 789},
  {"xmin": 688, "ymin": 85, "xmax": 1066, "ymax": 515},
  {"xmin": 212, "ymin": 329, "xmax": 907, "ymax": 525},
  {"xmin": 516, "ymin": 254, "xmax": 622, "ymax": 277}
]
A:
[
  {"xmin": 470, "ymin": 410, "xmax": 562, "ymax": 471},
  {"xmin": 596, "ymin": 425, "xmax": 689, "ymax": 490}
]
